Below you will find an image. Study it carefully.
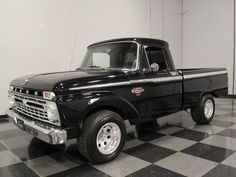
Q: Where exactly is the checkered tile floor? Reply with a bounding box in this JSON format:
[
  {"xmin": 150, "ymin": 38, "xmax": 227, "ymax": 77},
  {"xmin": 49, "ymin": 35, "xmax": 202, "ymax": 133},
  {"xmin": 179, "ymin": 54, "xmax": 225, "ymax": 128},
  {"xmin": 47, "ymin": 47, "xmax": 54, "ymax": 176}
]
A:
[{"xmin": 0, "ymin": 98, "xmax": 236, "ymax": 177}]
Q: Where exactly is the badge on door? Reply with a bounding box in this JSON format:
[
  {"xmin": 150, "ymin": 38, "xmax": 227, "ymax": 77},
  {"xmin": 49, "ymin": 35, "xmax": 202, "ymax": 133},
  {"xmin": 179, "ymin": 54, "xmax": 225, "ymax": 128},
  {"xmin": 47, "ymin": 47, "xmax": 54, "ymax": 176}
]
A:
[{"xmin": 131, "ymin": 87, "xmax": 144, "ymax": 96}]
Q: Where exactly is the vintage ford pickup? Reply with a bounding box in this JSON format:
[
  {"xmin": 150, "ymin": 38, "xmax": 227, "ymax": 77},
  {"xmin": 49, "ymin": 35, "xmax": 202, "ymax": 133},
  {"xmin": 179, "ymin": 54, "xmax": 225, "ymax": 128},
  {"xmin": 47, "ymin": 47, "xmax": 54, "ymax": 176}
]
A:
[{"xmin": 6, "ymin": 38, "xmax": 228, "ymax": 163}]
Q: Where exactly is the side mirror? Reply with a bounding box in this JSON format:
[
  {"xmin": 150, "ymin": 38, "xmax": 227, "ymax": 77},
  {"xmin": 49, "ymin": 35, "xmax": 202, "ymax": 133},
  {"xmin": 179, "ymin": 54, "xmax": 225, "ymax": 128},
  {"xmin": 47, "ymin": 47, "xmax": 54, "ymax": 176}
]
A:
[{"xmin": 150, "ymin": 63, "xmax": 159, "ymax": 72}]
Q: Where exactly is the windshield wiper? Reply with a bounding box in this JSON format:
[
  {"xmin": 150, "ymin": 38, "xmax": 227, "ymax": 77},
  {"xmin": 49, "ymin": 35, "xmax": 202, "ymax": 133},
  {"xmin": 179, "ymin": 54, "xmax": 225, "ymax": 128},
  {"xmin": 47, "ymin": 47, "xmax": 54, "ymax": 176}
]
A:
[
  {"xmin": 75, "ymin": 67, "xmax": 85, "ymax": 71},
  {"xmin": 88, "ymin": 65, "xmax": 102, "ymax": 68},
  {"xmin": 85, "ymin": 66, "xmax": 107, "ymax": 70}
]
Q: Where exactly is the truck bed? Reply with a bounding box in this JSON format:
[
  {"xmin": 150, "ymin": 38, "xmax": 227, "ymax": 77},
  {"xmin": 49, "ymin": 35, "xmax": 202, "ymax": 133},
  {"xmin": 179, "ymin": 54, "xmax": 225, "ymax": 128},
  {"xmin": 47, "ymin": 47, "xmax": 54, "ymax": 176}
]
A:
[{"xmin": 178, "ymin": 68, "xmax": 228, "ymax": 109}]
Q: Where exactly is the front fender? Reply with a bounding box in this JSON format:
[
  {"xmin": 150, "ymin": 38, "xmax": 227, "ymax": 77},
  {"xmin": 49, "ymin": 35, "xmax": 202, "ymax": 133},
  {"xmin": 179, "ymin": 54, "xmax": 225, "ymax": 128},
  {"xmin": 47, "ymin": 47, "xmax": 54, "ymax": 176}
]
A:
[
  {"xmin": 58, "ymin": 91, "xmax": 140, "ymax": 129},
  {"xmin": 83, "ymin": 95, "xmax": 140, "ymax": 119}
]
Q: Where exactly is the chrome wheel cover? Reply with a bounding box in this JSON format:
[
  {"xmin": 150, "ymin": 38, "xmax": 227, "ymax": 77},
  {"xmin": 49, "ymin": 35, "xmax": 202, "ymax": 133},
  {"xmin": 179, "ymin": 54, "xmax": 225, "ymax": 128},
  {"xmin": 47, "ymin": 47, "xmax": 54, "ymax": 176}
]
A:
[
  {"xmin": 96, "ymin": 122, "xmax": 121, "ymax": 155},
  {"xmin": 204, "ymin": 99, "xmax": 214, "ymax": 119}
]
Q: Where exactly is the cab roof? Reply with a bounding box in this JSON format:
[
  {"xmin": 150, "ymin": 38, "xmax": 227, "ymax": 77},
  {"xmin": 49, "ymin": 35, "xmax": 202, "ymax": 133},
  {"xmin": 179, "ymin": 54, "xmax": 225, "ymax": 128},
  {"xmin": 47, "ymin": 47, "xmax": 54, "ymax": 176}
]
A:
[{"xmin": 88, "ymin": 38, "xmax": 169, "ymax": 48}]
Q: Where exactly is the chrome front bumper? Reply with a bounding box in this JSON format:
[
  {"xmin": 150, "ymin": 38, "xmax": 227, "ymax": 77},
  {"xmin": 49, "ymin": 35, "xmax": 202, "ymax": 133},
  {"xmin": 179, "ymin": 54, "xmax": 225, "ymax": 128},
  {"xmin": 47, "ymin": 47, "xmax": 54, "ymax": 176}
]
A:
[{"xmin": 6, "ymin": 109, "xmax": 67, "ymax": 145}]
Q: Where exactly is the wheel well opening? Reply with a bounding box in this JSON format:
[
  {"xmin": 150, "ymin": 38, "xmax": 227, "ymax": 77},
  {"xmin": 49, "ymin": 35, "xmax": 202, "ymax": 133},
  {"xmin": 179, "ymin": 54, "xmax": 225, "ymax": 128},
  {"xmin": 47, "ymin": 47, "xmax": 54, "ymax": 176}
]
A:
[
  {"xmin": 85, "ymin": 106, "xmax": 125, "ymax": 119},
  {"xmin": 203, "ymin": 92, "xmax": 218, "ymax": 98},
  {"xmin": 79, "ymin": 106, "xmax": 127, "ymax": 129}
]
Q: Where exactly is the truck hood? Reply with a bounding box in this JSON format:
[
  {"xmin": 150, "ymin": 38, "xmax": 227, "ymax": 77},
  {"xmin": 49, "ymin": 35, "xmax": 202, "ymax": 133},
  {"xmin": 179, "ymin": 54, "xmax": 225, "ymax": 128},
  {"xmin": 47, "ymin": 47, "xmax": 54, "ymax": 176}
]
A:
[{"xmin": 10, "ymin": 70, "xmax": 128, "ymax": 91}]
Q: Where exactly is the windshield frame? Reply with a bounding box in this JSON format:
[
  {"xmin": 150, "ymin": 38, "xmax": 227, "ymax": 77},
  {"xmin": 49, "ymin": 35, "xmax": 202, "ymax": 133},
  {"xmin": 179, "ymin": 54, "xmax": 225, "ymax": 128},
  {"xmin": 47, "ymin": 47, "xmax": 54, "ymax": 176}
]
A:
[{"xmin": 81, "ymin": 41, "xmax": 141, "ymax": 72}]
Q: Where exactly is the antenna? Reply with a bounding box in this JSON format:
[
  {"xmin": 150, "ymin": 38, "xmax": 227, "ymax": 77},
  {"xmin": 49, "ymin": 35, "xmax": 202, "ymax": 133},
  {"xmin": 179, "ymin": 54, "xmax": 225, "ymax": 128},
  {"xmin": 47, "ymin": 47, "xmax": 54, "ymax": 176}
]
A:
[{"xmin": 69, "ymin": 35, "xmax": 78, "ymax": 71}]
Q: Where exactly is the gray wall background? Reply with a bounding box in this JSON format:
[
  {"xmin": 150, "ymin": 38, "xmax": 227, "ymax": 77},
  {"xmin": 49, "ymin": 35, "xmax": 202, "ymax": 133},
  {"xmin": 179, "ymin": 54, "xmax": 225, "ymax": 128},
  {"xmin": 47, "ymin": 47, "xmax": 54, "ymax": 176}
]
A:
[
  {"xmin": 183, "ymin": 0, "xmax": 235, "ymax": 95},
  {"xmin": 0, "ymin": 0, "xmax": 235, "ymax": 115},
  {"xmin": 0, "ymin": 0, "xmax": 182, "ymax": 115}
]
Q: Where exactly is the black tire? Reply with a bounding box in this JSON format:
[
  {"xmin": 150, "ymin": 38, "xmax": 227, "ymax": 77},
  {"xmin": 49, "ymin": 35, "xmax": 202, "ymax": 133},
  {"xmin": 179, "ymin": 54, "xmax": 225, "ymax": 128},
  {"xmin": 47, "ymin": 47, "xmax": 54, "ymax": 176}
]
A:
[
  {"xmin": 77, "ymin": 110, "xmax": 126, "ymax": 164},
  {"xmin": 191, "ymin": 94, "xmax": 215, "ymax": 125}
]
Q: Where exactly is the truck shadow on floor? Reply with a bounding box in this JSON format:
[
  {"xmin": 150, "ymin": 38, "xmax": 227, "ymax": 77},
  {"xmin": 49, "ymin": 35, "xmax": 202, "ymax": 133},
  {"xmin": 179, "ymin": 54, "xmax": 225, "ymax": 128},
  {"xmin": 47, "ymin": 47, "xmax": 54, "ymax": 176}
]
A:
[{"xmin": 25, "ymin": 120, "xmax": 164, "ymax": 164}]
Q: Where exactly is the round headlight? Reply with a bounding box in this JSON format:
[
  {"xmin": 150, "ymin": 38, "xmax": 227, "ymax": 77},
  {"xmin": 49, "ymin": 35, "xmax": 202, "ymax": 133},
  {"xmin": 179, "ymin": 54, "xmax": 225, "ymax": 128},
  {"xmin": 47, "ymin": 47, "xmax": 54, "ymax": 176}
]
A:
[
  {"xmin": 8, "ymin": 94, "xmax": 15, "ymax": 108},
  {"xmin": 9, "ymin": 86, "xmax": 14, "ymax": 91},
  {"xmin": 46, "ymin": 103, "xmax": 59, "ymax": 123}
]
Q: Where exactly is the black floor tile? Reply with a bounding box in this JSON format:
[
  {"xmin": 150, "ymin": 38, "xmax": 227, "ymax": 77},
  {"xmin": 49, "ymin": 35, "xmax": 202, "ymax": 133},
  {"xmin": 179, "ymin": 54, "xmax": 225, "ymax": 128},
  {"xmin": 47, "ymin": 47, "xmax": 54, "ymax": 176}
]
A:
[
  {"xmin": 48, "ymin": 164, "xmax": 110, "ymax": 177},
  {"xmin": 137, "ymin": 130, "xmax": 165, "ymax": 142},
  {"xmin": 217, "ymin": 129, "xmax": 236, "ymax": 138},
  {"xmin": 0, "ymin": 129, "xmax": 27, "ymax": 140},
  {"xmin": 0, "ymin": 142, "xmax": 7, "ymax": 151},
  {"xmin": 203, "ymin": 164, "xmax": 236, "ymax": 177},
  {"xmin": 126, "ymin": 164, "xmax": 186, "ymax": 177},
  {"xmin": 0, "ymin": 163, "xmax": 39, "ymax": 177},
  {"xmin": 171, "ymin": 129, "xmax": 210, "ymax": 141},
  {"xmin": 210, "ymin": 120, "xmax": 234, "ymax": 128},
  {"xmin": 124, "ymin": 143, "xmax": 176, "ymax": 163},
  {"xmin": 181, "ymin": 143, "xmax": 234, "ymax": 163},
  {"xmin": 11, "ymin": 140, "xmax": 60, "ymax": 161}
]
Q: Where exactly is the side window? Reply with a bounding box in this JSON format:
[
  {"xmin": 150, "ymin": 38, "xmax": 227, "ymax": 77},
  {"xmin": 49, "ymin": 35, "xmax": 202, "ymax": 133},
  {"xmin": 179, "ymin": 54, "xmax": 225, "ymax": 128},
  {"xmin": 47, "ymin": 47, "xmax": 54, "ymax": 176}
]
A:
[{"xmin": 145, "ymin": 47, "xmax": 167, "ymax": 71}]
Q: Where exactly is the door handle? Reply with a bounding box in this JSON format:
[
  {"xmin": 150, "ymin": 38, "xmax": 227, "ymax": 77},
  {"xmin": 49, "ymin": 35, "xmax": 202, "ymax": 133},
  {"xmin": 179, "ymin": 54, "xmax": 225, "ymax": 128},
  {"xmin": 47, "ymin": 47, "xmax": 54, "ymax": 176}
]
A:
[{"xmin": 169, "ymin": 71, "xmax": 179, "ymax": 76}]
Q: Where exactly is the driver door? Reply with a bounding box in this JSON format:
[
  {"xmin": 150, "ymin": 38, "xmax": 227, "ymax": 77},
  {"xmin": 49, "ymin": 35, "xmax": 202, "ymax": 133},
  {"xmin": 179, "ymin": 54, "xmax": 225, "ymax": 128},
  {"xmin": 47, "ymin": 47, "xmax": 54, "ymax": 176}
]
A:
[{"xmin": 143, "ymin": 44, "xmax": 182, "ymax": 118}]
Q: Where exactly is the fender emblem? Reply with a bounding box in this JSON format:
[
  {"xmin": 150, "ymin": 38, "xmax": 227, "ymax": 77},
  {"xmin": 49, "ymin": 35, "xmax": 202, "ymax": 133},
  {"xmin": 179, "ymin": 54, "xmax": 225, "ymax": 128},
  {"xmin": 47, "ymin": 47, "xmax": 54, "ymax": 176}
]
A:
[{"xmin": 131, "ymin": 87, "xmax": 144, "ymax": 96}]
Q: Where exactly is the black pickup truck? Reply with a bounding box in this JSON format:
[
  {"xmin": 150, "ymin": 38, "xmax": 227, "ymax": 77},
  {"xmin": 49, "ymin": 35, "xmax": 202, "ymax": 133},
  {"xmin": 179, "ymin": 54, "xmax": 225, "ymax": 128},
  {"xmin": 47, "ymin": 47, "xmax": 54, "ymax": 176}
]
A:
[{"xmin": 6, "ymin": 38, "xmax": 228, "ymax": 163}]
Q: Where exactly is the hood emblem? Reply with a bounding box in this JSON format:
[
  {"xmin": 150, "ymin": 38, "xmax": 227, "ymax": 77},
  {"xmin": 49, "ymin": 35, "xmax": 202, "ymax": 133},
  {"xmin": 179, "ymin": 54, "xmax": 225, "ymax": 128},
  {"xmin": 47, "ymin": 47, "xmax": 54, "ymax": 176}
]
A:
[
  {"xmin": 20, "ymin": 79, "xmax": 29, "ymax": 86},
  {"xmin": 24, "ymin": 79, "xmax": 29, "ymax": 84}
]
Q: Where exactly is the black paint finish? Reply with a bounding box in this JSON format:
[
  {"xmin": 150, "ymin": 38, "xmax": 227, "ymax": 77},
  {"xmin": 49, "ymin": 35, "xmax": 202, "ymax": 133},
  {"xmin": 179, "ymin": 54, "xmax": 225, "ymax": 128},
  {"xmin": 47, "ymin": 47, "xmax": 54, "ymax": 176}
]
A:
[{"xmin": 8, "ymin": 38, "xmax": 228, "ymax": 140}]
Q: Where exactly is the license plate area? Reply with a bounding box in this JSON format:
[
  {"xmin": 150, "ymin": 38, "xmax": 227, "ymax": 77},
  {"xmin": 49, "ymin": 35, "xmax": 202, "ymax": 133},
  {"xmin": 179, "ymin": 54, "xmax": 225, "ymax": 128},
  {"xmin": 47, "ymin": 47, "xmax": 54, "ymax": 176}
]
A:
[
  {"xmin": 25, "ymin": 126, "xmax": 38, "ymax": 137},
  {"xmin": 16, "ymin": 118, "xmax": 25, "ymax": 129}
]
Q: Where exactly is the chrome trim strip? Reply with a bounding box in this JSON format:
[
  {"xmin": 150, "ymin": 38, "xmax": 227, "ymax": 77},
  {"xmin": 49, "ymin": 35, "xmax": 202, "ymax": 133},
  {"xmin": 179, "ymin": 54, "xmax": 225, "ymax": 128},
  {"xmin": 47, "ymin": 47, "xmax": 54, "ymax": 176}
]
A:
[
  {"xmin": 146, "ymin": 76, "xmax": 182, "ymax": 83},
  {"xmin": 6, "ymin": 109, "xmax": 67, "ymax": 145},
  {"xmin": 70, "ymin": 70, "xmax": 226, "ymax": 91},
  {"xmin": 69, "ymin": 81, "xmax": 131, "ymax": 91},
  {"xmin": 88, "ymin": 40, "xmax": 140, "ymax": 48},
  {"xmin": 130, "ymin": 79, "xmax": 145, "ymax": 84},
  {"xmin": 183, "ymin": 70, "xmax": 227, "ymax": 80},
  {"xmin": 69, "ymin": 76, "xmax": 182, "ymax": 91}
]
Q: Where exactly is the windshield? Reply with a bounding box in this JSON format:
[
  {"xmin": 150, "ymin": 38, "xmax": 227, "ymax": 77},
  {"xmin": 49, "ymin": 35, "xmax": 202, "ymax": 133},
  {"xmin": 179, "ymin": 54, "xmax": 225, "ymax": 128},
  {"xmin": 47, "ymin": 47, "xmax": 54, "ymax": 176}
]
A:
[{"xmin": 81, "ymin": 42, "xmax": 138, "ymax": 71}]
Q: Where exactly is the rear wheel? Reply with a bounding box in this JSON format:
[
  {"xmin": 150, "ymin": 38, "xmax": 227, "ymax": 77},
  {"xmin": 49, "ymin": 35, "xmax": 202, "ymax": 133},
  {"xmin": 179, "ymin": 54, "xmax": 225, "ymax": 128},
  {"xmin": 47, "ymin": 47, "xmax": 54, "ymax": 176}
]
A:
[
  {"xmin": 191, "ymin": 94, "xmax": 215, "ymax": 124},
  {"xmin": 77, "ymin": 110, "xmax": 126, "ymax": 164}
]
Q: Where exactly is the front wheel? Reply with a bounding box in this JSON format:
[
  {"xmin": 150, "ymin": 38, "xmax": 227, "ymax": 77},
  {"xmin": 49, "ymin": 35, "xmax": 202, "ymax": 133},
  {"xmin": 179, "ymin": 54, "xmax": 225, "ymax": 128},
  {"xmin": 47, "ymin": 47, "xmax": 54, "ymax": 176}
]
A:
[
  {"xmin": 191, "ymin": 94, "xmax": 215, "ymax": 125},
  {"xmin": 77, "ymin": 110, "xmax": 126, "ymax": 164}
]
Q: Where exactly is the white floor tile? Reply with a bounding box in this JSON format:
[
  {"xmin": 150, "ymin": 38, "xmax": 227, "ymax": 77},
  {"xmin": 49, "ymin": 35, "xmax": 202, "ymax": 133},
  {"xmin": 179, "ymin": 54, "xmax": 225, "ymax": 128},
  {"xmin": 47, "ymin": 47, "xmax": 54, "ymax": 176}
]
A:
[
  {"xmin": 201, "ymin": 135, "xmax": 236, "ymax": 151},
  {"xmin": 150, "ymin": 135, "xmax": 196, "ymax": 151},
  {"xmin": 93, "ymin": 152, "xmax": 150, "ymax": 177},
  {"xmin": 0, "ymin": 150, "xmax": 21, "ymax": 168},
  {"xmin": 155, "ymin": 152, "xmax": 217, "ymax": 177}
]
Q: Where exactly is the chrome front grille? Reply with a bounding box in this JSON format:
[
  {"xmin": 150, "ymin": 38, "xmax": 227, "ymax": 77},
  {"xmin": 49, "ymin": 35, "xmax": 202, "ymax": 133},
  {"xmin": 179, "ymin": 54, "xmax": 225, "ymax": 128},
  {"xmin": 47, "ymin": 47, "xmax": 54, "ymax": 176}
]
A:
[
  {"xmin": 11, "ymin": 93, "xmax": 60, "ymax": 126},
  {"xmin": 14, "ymin": 102, "xmax": 48, "ymax": 121}
]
